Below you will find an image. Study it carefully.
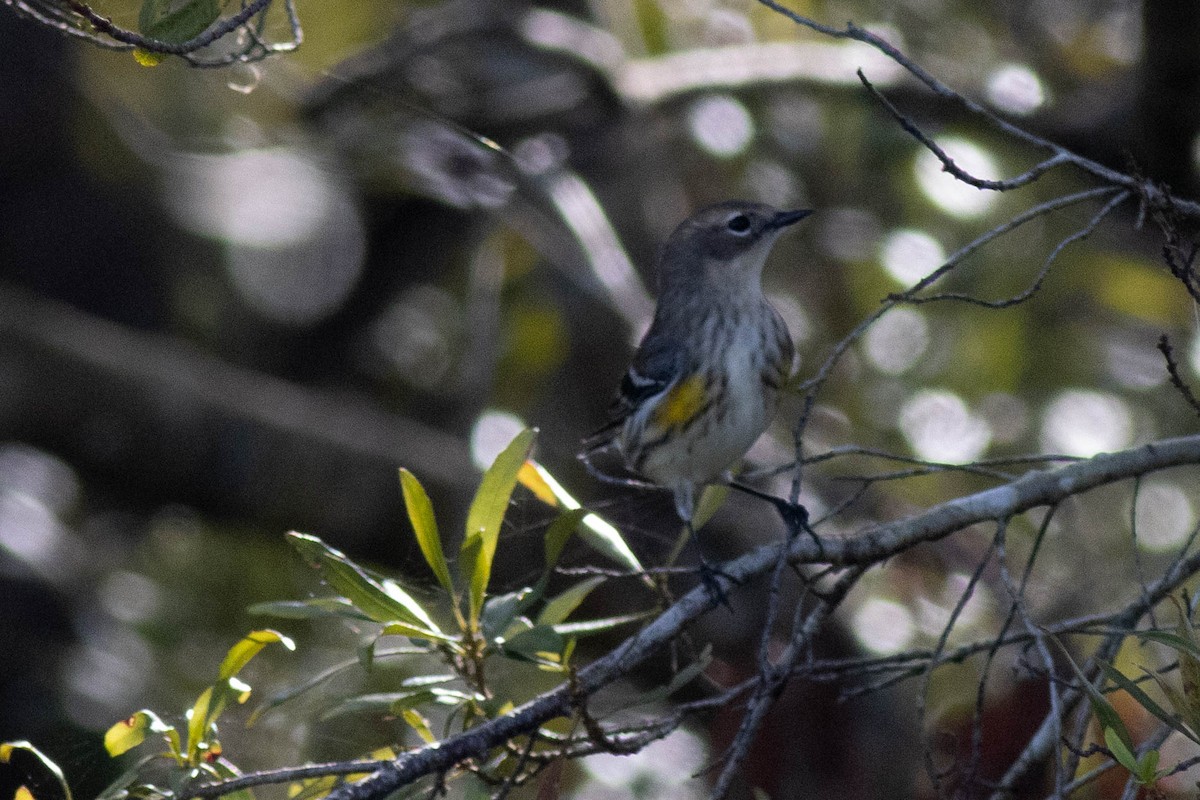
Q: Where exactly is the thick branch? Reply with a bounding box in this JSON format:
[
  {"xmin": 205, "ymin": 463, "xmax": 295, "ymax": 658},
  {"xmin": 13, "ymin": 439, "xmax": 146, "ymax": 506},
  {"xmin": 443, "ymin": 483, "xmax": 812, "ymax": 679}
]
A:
[
  {"xmin": 808, "ymin": 435, "xmax": 1200, "ymax": 565},
  {"xmin": 184, "ymin": 434, "xmax": 1200, "ymax": 800}
]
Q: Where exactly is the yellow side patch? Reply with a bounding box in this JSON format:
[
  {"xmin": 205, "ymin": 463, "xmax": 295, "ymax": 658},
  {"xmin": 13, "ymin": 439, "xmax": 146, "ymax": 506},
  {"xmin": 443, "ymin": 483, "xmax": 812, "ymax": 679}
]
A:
[{"xmin": 652, "ymin": 374, "xmax": 707, "ymax": 430}]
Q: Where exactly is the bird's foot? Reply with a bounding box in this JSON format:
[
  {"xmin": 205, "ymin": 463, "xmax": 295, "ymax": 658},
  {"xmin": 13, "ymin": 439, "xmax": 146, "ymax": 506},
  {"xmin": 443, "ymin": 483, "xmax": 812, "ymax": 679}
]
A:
[
  {"xmin": 698, "ymin": 558, "xmax": 741, "ymax": 611},
  {"xmin": 726, "ymin": 481, "xmax": 825, "ymax": 559}
]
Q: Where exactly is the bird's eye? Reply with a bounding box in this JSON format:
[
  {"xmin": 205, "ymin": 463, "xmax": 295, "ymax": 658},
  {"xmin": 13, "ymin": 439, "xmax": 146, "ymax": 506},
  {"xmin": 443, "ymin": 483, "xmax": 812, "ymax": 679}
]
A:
[{"xmin": 727, "ymin": 214, "xmax": 752, "ymax": 234}]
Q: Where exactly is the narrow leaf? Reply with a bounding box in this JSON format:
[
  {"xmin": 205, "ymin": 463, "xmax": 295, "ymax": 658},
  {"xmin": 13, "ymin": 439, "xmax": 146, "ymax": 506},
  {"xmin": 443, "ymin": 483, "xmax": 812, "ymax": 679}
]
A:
[
  {"xmin": 1103, "ymin": 726, "xmax": 1141, "ymax": 776},
  {"xmin": 544, "ymin": 508, "xmax": 587, "ymax": 572},
  {"xmin": 286, "ymin": 532, "xmax": 441, "ymax": 633},
  {"xmin": 1114, "ymin": 664, "xmax": 1200, "ymax": 746},
  {"xmin": 480, "ymin": 588, "xmax": 536, "ymax": 642},
  {"xmin": 186, "ymin": 687, "xmax": 214, "ymax": 763},
  {"xmin": 693, "ymin": 484, "xmax": 729, "ymax": 529},
  {"xmin": 551, "ymin": 610, "xmax": 654, "ymax": 636},
  {"xmin": 401, "ymin": 709, "xmax": 436, "ymax": 744},
  {"xmin": 247, "ymin": 598, "xmax": 372, "ymax": 622},
  {"xmin": 249, "ymin": 657, "xmax": 362, "ymax": 725},
  {"xmin": 537, "ymin": 577, "xmax": 605, "ymax": 627},
  {"xmin": 520, "ymin": 460, "xmax": 642, "ymax": 573},
  {"xmin": 218, "ymin": 630, "xmax": 295, "ymax": 681},
  {"xmin": 517, "ymin": 460, "xmax": 558, "ymax": 506},
  {"xmin": 461, "ymin": 429, "xmax": 536, "ymax": 628},
  {"xmin": 0, "ymin": 742, "xmax": 72, "ymax": 800},
  {"xmin": 380, "ymin": 621, "xmax": 458, "ymax": 645},
  {"xmin": 1137, "ymin": 630, "xmax": 1200, "ymax": 661},
  {"xmin": 322, "ymin": 690, "xmax": 473, "ymax": 720},
  {"xmin": 400, "ymin": 469, "xmax": 454, "ymax": 596},
  {"xmin": 1045, "ymin": 637, "xmax": 1135, "ymax": 751},
  {"xmin": 1141, "ymin": 749, "xmax": 1161, "ymax": 782},
  {"xmin": 502, "ymin": 625, "xmax": 565, "ymax": 663}
]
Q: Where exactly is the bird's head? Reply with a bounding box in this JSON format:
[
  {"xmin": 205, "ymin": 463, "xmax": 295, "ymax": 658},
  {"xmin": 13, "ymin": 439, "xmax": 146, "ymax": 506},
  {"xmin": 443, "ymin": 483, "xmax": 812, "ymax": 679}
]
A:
[{"xmin": 657, "ymin": 201, "xmax": 813, "ymax": 296}]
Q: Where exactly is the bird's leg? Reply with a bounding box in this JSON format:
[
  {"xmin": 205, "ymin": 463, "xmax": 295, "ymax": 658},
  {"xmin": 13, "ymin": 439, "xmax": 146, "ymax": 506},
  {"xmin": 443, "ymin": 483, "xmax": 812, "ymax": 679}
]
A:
[
  {"xmin": 686, "ymin": 520, "xmax": 739, "ymax": 611},
  {"xmin": 727, "ymin": 480, "xmax": 824, "ymax": 559}
]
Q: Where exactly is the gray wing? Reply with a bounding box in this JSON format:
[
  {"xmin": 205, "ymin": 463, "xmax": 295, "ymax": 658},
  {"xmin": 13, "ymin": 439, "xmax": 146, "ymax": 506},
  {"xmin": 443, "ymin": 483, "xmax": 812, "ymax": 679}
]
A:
[{"xmin": 581, "ymin": 333, "xmax": 687, "ymax": 449}]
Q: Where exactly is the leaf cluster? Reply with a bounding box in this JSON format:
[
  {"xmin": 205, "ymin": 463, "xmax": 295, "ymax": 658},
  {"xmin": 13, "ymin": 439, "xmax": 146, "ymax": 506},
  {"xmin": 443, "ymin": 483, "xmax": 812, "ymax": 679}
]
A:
[{"xmin": 2, "ymin": 430, "xmax": 661, "ymax": 800}]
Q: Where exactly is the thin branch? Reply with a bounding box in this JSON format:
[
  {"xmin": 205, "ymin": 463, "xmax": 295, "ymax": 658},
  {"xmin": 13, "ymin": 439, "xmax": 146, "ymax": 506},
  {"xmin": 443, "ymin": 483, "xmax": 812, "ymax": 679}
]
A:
[
  {"xmin": 709, "ymin": 567, "xmax": 865, "ymax": 799},
  {"xmin": 857, "ymin": 68, "xmax": 1071, "ymax": 191},
  {"xmin": 902, "ymin": 190, "xmax": 1131, "ymax": 308},
  {"xmin": 1157, "ymin": 334, "xmax": 1200, "ymax": 416},
  {"xmin": 894, "ymin": 187, "xmax": 1125, "ymax": 300},
  {"xmin": 754, "ymin": 0, "xmax": 1200, "ymax": 217},
  {"xmin": 987, "ymin": 533, "xmax": 1200, "ymax": 798}
]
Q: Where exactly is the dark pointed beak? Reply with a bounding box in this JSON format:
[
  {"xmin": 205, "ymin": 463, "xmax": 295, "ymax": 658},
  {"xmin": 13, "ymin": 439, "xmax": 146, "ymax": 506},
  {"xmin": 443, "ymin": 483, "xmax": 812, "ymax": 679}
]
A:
[{"xmin": 768, "ymin": 208, "xmax": 815, "ymax": 230}]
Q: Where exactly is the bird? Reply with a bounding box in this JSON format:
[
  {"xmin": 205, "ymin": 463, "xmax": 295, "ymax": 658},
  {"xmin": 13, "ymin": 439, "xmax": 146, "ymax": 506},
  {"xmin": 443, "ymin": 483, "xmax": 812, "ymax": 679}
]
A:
[{"xmin": 581, "ymin": 200, "xmax": 812, "ymax": 543}]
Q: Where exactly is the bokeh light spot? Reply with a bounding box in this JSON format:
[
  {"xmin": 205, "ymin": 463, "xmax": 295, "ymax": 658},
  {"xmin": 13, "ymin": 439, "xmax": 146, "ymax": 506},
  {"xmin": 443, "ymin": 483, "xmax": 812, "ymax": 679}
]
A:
[
  {"xmin": 986, "ymin": 63, "xmax": 1047, "ymax": 115},
  {"xmin": 864, "ymin": 308, "xmax": 929, "ymax": 375},
  {"xmin": 371, "ymin": 285, "xmax": 462, "ymax": 390},
  {"xmin": 899, "ymin": 390, "xmax": 992, "ymax": 463},
  {"xmin": 168, "ymin": 147, "xmax": 366, "ymax": 326},
  {"xmin": 687, "ymin": 94, "xmax": 755, "ymax": 158},
  {"xmin": 581, "ymin": 728, "xmax": 706, "ymax": 796},
  {"xmin": 915, "ymin": 137, "xmax": 1001, "ymax": 219},
  {"xmin": 470, "ymin": 410, "xmax": 528, "ymax": 471},
  {"xmin": 816, "ymin": 207, "xmax": 881, "ymax": 262},
  {"xmin": 1133, "ymin": 482, "xmax": 1196, "ymax": 552},
  {"xmin": 852, "ymin": 597, "xmax": 915, "ymax": 655},
  {"xmin": 1040, "ymin": 390, "xmax": 1133, "ymax": 457},
  {"xmin": 880, "ymin": 228, "xmax": 946, "ymax": 285}
]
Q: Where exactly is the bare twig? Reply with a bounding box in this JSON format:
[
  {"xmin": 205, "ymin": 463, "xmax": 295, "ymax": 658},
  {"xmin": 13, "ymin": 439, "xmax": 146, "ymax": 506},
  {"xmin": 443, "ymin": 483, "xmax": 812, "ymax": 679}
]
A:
[{"xmin": 1157, "ymin": 334, "xmax": 1200, "ymax": 416}]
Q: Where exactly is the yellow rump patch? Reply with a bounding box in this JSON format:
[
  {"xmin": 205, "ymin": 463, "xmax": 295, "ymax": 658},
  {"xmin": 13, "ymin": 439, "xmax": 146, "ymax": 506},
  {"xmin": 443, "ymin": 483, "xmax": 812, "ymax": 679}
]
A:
[{"xmin": 653, "ymin": 374, "xmax": 706, "ymax": 429}]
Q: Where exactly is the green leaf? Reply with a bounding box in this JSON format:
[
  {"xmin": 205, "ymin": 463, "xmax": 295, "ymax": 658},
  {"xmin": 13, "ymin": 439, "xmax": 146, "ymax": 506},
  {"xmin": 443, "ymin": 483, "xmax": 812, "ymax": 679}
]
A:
[
  {"xmin": 537, "ymin": 577, "xmax": 604, "ymax": 627},
  {"xmin": 502, "ymin": 624, "xmax": 565, "ymax": 663},
  {"xmin": 322, "ymin": 690, "xmax": 473, "ymax": 721},
  {"xmin": 186, "ymin": 686, "xmax": 214, "ymax": 763},
  {"xmin": 401, "ymin": 709, "xmax": 436, "ymax": 744},
  {"xmin": 249, "ymin": 657, "xmax": 361, "ymax": 725},
  {"xmin": 552, "ymin": 610, "xmax": 654, "ymax": 637},
  {"xmin": 380, "ymin": 621, "xmax": 458, "ymax": 645},
  {"xmin": 480, "ymin": 588, "xmax": 537, "ymax": 642},
  {"xmin": 1047, "ymin": 638, "xmax": 1135, "ymax": 752},
  {"xmin": 247, "ymin": 598, "xmax": 373, "ymax": 622},
  {"xmin": 0, "ymin": 742, "xmax": 73, "ymax": 800},
  {"xmin": 521, "ymin": 459, "xmax": 642, "ymax": 573},
  {"xmin": 388, "ymin": 690, "xmax": 436, "ymax": 713},
  {"xmin": 461, "ymin": 429, "xmax": 536, "ymax": 629},
  {"xmin": 218, "ymin": 630, "xmax": 295, "ymax": 681},
  {"xmin": 544, "ymin": 508, "xmax": 587, "ymax": 572},
  {"xmin": 138, "ymin": 0, "xmax": 220, "ymax": 44},
  {"xmin": 693, "ymin": 484, "xmax": 729, "ymax": 529},
  {"xmin": 286, "ymin": 532, "xmax": 441, "ymax": 634},
  {"xmin": 400, "ymin": 469, "xmax": 455, "ymax": 596},
  {"xmin": 1140, "ymin": 748, "xmax": 1161, "ymax": 783},
  {"xmin": 1113, "ymin": 663, "xmax": 1200, "ymax": 746},
  {"xmin": 95, "ymin": 754, "xmax": 163, "ymax": 800},
  {"xmin": 102, "ymin": 710, "xmax": 172, "ymax": 757},
  {"xmin": 1103, "ymin": 726, "xmax": 1142, "ymax": 777},
  {"xmin": 1137, "ymin": 629, "xmax": 1200, "ymax": 661}
]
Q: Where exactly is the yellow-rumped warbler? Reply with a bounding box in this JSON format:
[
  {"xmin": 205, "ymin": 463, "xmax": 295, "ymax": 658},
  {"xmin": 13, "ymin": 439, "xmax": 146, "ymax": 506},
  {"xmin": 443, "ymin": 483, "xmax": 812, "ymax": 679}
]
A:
[{"xmin": 582, "ymin": 201, "xmax": 812, "ymax": 525}]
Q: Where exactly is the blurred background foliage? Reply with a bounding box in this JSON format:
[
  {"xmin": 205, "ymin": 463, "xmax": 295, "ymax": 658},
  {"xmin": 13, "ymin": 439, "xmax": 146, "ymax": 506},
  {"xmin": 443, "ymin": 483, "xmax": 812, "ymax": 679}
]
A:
[{"xmin": 3, "ymin": 0, "xmax": 1200, "ymax": 797}]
